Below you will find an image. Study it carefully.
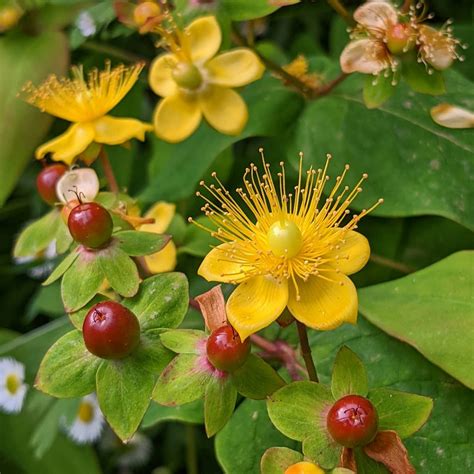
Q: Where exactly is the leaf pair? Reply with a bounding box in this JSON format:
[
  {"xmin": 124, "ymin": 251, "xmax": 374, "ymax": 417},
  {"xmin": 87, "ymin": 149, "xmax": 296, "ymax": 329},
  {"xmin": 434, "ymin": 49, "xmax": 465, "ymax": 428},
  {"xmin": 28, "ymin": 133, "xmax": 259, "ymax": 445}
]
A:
[{"xmin": 35, "ymin": 273, "xmax": 189, "ymax": 441}]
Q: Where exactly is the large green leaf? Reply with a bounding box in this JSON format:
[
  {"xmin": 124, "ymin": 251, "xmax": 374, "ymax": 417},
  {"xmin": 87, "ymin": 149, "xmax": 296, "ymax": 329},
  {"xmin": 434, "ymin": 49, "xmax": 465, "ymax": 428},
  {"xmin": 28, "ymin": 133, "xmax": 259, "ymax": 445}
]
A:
[
  {"xmin": 96, "ymin": 357, "xmax": 155, "ymax": 441},
  {"xmin": 0, "ymin": 31, "xmax": 69, "ymax": 206},
  {"xmin": 288, "ymin": 61, "xmax": 474, "ymax": 229},
  {"xmin": 359, "ymin": 251, "xmax": 474, "ymax": 389},
  {"xmin": 204, "ymin": 376, "xmax": 237, "ymax": 437},
  {"xmin": 115, "ymin": 230, "xmax": 170, "ymax": 256},
  {"xmin": 36, "ymin": 330, "xmax": 101, "ymax": 398},
  {"xmin": 218, "ymin": 0, "xmax": 299, "ymax": 21},
  {"xmin": 331, "ymin": 346, "xmax": 368, "ymax": 399},
  {"xmin": 140, "ymin": 75, "xmax": 304, "ymax": 203}
]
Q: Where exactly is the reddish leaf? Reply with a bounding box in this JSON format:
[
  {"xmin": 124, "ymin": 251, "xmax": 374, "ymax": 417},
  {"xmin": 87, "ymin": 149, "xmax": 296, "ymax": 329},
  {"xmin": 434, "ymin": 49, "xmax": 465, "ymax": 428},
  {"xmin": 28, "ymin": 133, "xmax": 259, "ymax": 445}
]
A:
[
  {"xmin": 195, "ymin": 285, "xmax": 227, "ymax": 331},
  {"xmin": 364, "ymin": 430, "xmax": 415, "ymax": 474}
]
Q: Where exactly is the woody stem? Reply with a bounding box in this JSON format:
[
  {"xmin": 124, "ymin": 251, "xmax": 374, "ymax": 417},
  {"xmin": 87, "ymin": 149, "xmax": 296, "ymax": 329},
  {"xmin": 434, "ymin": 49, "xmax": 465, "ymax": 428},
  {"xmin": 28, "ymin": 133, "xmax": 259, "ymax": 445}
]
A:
[
  {"xmin": 99, "ymin": 149, "xmax": 119, "ymax": 194},
  {"xmin": 296, "ymin": 322, "xmax": 319, "ymax": 382}
]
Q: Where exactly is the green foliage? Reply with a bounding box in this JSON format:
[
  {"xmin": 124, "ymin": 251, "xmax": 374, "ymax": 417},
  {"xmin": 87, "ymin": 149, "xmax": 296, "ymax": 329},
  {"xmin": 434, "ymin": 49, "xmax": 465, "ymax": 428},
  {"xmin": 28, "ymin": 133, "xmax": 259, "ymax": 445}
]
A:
[
  {"xmin": 115, "ymin": 230, "xmax": 170, "ymax": 256},
  {"xmin": 359, "ymin": 251, "xmax": 474, "ymax": 388},
  {"xmin": 331, "ymin": 346, "xmax": 368, "ymax": 400},
  {"xmin": 401, "ymin": 57, "xmax": 446, "ymax": 95},
  {"xmin": 260, "ymin": 447, "xmax": 303, "ymax": 474},
  {"xmin": 204, "ymin": 376, "xmax": 237, "ymax": 437}
]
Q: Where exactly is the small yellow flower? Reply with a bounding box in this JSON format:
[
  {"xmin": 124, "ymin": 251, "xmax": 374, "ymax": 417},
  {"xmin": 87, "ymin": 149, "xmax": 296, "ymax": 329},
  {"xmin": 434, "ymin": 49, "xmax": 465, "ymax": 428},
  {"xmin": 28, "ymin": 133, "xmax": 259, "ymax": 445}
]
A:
[
  {"xmin": 23, "ymin": 62, "xmax": 153, "ymax": 165},
  {"xmin": 140, "ymin": 202, "xmax": 177, "ymax": 273},
  {"xmin": 149, "ymin": 16, "xmax": 264, "ymax": 143},
  {"xmin": 0, "ymin": 4, "xmax": 23, "ymax": 32},
  {"xmin": 193, "ymin": 151, "xmax": 382, "ymax": 341}
]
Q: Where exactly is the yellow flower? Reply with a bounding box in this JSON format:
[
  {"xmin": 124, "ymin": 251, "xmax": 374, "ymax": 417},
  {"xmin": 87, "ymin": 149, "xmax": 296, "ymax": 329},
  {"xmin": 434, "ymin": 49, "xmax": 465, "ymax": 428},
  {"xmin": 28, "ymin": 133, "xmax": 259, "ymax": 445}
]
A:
[
  {"xmin": 23, "ymin": 62, "xmax": 153, "ymax": 165},
  {"xmin": 285, "ymin": 461, "xmax": 324, "ymax": 474},
  {"xmin": 140, "ymin": 202, "xmax": 177, "ymax": 273},
  {"xmin": 193, "ymin": 152, "xmax": 382, "ymax": 341},
  {"xmin": 149, "ymin": 16, "xmax": 264, "ymax": 143}
]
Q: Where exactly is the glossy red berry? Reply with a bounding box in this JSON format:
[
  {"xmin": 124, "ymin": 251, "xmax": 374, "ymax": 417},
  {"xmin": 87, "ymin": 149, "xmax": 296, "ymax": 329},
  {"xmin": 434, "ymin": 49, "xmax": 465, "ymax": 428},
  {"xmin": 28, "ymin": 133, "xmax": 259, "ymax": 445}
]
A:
[
  {"xmin": 83, "ymin": 301, "xmax": 140, "ymax": 359},
  {"xmin": 206, "ymin": 325, "xmax": 251, "ymax": 372},
  {"xmin": 68, "ymin": 202, "xmax": 113, "ymax": 249},
  {"xmin": 327, "ymin": 394, "xmax": 378, "ymax": 448},
  {"xmin": 36, "ymin": 164, "xmax": 67, "ymax": 205}
]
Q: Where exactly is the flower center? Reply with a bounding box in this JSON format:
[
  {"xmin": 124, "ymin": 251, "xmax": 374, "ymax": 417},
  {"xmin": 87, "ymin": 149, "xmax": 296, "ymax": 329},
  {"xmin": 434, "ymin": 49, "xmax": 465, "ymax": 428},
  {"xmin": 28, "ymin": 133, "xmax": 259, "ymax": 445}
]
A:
[
  {"xmin": 6, "ymin": 374, "xmax": 20, "ymax": 395},
  {"xmin": 78, "ymin": 401, "xmax": 94, "ymax": 423},
  {"xmin": 172, "ymin": 63, "xmax": 203, "ymax": 90},
  {"xmin": 386, "ymin": 23, "xmax": 414, "ymax": 55},
  {"xmin": 267, "ymin": 220, "xmax": 303, "ymax": 258}
]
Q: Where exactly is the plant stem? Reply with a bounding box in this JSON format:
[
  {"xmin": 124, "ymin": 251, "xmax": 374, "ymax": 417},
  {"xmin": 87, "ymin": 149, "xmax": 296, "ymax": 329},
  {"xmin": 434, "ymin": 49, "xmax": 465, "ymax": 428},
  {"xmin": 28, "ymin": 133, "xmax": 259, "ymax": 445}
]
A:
[
  {"xmin": 401, "ymin": 0, "xmax": 413, "ymax": 13},
  {"xmin": 296, "ymin": 322, "xmax": 319, "ymax": 382},
  {"xmin": 81, "ymin": 41, "xmax": 147, "ymax": 64},
  {"xmin": 186, "ymin": 424, "xmax": 198, "ymax": 474},
  {"xmin": 369, "ymin": 254, "xmax": 415, "ymax": 274},
  {"xmin": 327, "ymin": 0, "xmax": 354, "ymax": 25},
  {"xmin": 99, "ymin": 149, "xmax": 120, "ymax": 193}
]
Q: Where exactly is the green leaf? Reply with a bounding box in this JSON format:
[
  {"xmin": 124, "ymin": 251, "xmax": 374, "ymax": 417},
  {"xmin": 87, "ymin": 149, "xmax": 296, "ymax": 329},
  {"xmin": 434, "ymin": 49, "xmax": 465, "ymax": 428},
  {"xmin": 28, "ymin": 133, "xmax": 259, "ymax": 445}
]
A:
[
  {"xmin": 204, "ymin": 376, "xmax": 237, "ymax": 437},
  {"xmin": 35, "ymin": 330, "xmax": 100, "ymax": 398},
  {"xmin": 231, "ymin": 354, "xmax": 285, "ymax": 399},
  {"xmin": 0, "ymin": 31, "xmax": 69, "ymax": 206},
  {"xmin": 363, "ymin": 73, "xmax": 396, "ymax": 109},
  {"xmin": 160, "ymin": 329, "xmax": 206, "ymax": 354},
  {"xmin": 354, "ymin": 448, "xmax": 389, "ymax": 474},
  {"xmin": 61, "ymin": 251, "xmax": 104, "ymax": 312},
  {"xmin": 179, "ymin": 216, "xmax": 219, "ymax": 257},
  {"xmin": 152, "ymin": 353, "xmax": 212, "ymax": 406},
  {"xmin": 401, "ymin": 57, "xmax": 446, "ymax": 95},
  {"xmin": 96, "ymin": 357, "xmax": 155, "ymax": 441},
  {"xmin": 261, "ymin": 447, "xmax": 304, "ymax": 474},
  {"xmin": 302, "ymin": 431, "xmax": 342, "ymax": 470},
  {"xmin": 141, "ymin": 75, "xmax": 304, "ymax": 204},
  {"xmin": 369, "ymin": 388, "xmax": 433, "ymax": 438},
  {"xmin": 133, "ymin": 329, "xmax": 174, "ymax": 375},
  {"xmin": 216, "ymin": 399, "xmax": 298, "ymax": 474},
  {"xmin": 115, "ymin": 230, "xmax": 170, "ymax": 256},
  {"xmin": 124, "ymin": 273, "xmax": 189, "ymax": 330},
  {"xmin": 97, "ymin": 246, "xmax": 139, "ymax": 298},
  {"xmin": 55, "ymin": 218, "xmax": 73, "ymax": 254},
  {"xmin": 42, "ymin": 249, "xmax": 79, "ymax": 286},
  {"xmin": 359, "ymin": 251, "xmax": 474, "ymax": 388},
  {"xmin": 289, "ymin": 59, "xmax": 474, "ymax": 230},
  {"xmin": 331, "ymin": 346, "xmax": 368, "ymax": 400},
  {"xmin": 142, "ymin": 399, "xmax": 204, "ymax": 428},
  {"xmin": 13, "ymin": 210, "xmax": 61, "ymax": 258},
  {"xmin": 219, "ymin": 0, "xmax": 298, "ymax": 21},
  {"xmin": 267, "ymin": 381, "xmax": 333, "ymax": 441}
]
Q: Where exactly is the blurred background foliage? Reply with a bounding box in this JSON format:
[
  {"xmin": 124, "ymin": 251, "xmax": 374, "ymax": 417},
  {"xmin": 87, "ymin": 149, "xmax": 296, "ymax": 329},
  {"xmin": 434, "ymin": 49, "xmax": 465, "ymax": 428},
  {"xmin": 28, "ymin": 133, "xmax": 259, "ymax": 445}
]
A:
[{"xmin": 0, "ymin": 0, "xmax": 473, "ymax": 473}]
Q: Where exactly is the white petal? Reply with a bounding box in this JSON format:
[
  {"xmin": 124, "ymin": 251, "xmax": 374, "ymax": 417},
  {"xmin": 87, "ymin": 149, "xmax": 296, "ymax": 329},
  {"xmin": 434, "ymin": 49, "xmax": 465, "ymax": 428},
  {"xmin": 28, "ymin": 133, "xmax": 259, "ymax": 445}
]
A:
[
  {"xmin": 430, "ymin": 103, "xmax": 474, "ymax": 129},
  {"xmin": 354, "ymin": 1, "xmax": 398, "ymax": 33},
  {"xmin": 56, "ymin": 168, "xmax": 100, "ymax": 204},
  {"xmin": 340, "ymin": 38, "xmax": 389, "ymax": 74},
  {"xmin": 66, "ymin": 394, "xmax": 104, "ymax": 444}
]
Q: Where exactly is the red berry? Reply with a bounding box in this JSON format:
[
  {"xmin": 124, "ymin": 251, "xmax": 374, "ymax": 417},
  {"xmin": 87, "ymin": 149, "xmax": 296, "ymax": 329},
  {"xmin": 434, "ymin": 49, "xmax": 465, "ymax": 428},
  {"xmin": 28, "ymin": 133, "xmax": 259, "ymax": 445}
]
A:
[
  {"xmin": 327, "ymin": 395, "xmax": 378, "ymax": 448},
  {"xmin": 206, "ymin": 325, "xmax": 250, "ymax": 372},
  {"xmin": 36, "ymin": 164, "xmax": 67, "ymax": 205},
  {"xmin": 68, "ymin": 202, "xmax": 113, "ymax": 249},
  {"xmin": 83, "ymin": 301, "xmax": 140, "ymax": 359}
]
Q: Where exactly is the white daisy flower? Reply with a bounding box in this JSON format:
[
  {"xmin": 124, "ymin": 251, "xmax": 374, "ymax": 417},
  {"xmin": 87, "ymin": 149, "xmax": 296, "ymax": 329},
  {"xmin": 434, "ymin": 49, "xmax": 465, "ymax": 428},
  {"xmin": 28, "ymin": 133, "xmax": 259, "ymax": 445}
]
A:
[
  {"xmin": 0, "ymin": 357, "xmax": 28, "ymax": 414},
  {"xmin": 66, "ymin": 394, "xmax": 104, "ymax": 444},
  {"xmin": 117, "ymin": 432, "xmax": 153, "ymax": 468}
]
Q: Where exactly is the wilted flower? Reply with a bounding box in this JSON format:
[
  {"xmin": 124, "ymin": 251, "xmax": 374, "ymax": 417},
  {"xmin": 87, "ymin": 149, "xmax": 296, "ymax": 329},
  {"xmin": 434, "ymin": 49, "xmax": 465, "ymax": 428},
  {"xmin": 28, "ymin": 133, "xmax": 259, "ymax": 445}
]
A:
[
  {"xmin": 149, "ymin": 15, "xmax": 264, "ymax": 143},
  {"xmin": 115, "ymin": 0, "xmax": 163, "ymax": 34},
  {"xmin": 140, "ymin": 202, "xmax": 177, "ymax": 273},
  {"xmin": 0, "ymin": 357, "xmax": 27, "ymax": 414},
  {"xmin": 23, "ymin": 62, "xmax": 152, "ymax": 165},
  {"xmin": 56, "ymin": 168, "xmax": 100, "ymax": 204},
  {"xmin": 193, "ymin": 151, "xmax": 382, "ymax": 340},
  {"xmin": 65, "ymin": 394, "xmax": 104, "ymax": 444}
]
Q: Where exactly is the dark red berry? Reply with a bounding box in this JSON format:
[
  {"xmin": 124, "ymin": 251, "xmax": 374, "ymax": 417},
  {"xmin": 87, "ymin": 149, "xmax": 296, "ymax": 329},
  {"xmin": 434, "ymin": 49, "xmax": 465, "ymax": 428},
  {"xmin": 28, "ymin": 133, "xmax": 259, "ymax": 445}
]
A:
[
  {"xmin": 327, "ymin": 394, "xmax": 378, "ymax": 448},
  {"xmin": 83, "ymin": 301, "xmax": 140, "ymax": 359},
  {"xmin": 206, "ymin": 325, "xmax": 250, "ymax": 372},
  {"xmin": 68, "ymin": 202, "xmax": 113, "ymax": 249},
  {"xmin": 36, "ymin": 164, "xmax": 67, "ymax": 205}
]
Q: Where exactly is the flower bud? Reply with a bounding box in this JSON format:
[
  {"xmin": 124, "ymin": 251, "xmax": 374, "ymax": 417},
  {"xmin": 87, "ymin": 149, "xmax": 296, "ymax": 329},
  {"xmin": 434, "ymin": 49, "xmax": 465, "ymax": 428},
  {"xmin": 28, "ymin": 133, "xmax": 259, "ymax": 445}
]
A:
[{"xmin": 133, "ymin": 1, "xmax": 160, "ymax": 28}]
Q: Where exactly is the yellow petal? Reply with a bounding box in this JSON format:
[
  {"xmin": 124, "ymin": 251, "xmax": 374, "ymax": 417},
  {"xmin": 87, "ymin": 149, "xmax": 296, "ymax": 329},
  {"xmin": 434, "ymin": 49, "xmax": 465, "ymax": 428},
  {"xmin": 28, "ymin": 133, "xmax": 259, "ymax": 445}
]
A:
[
  {"xmin": 198, "ymin": 243, "xmax": 246, "ymax": 283},
  {"xmin": 227, "ymin": 276, "xmax": 288, "ymax": 341},
  {"xmin": 430, "ymin": 103, "xmax": 474, "ymax": 129},
  {"xmin": 149, "ymin": 53, "xmax": 179, "ymax": 97},
  {"xmin": 141, "ymin": 201, "xmax": 176, "ymax": 234},
  {"xmin": 144, "ymin": 240, "xmax": 177, "ymax": 273},
  {"xmin": 353, "ymin": 2, "xmax": 397, "ymax": 34},
  {"xmin": 206, "ymin": 49, "xmax": 264, "ymax": 87},
  {"xmin": 340, "ymin": 39, "xmax": 388, "ymax": 74},
  {"xmin": 153, "ymin": 94, "xmax": 202, "ymax": 143},
  {"xmin": 200, "ymin": 86, "xmax": 248, "ymax": 135},
  {"xmin": 184, "ymin": 16, "xmax": 222, "ymax": 63},
  {"xmin": 326, "ymin": 230, "xmax": 370, "ymax": 275},
  {"xmin": 93, "ymin": 115, "xmax": 152, "ymax": 145},
  {"xmin": 35, "ymin": 123, "xmax": 95, "ymax": 165},
  {"xmin": 288, "ymin": 272, "xmax": 358, "ymax": 330}
]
